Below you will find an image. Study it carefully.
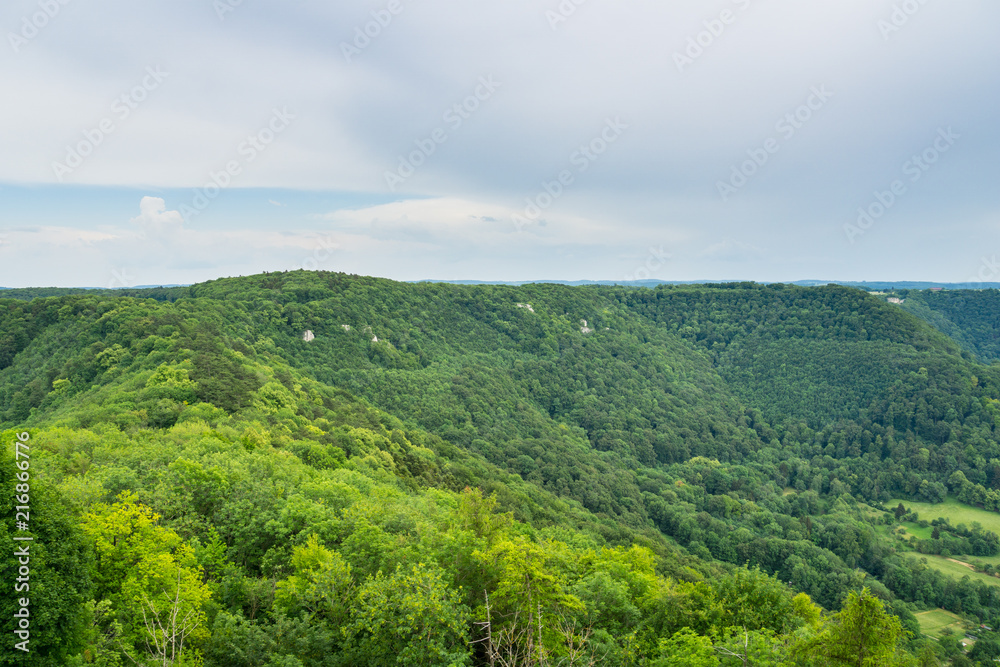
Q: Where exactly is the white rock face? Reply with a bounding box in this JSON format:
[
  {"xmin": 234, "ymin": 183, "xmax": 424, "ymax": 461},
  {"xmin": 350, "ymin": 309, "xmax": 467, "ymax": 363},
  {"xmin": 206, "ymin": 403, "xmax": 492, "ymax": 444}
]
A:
[
  {"xmin": 303, "ymin": 330, "xmax": 315, "ymax": 342},
  {"xmin": 580, "ymin": 319, "xmax": 594, "ymax": 334},
  {"xmin": 341, "ymin": 324, "xmax": 351, "ymax": 331},
  {"xmin": 516, "ymin": 303, "xmax": 535, "ymax": 313}
]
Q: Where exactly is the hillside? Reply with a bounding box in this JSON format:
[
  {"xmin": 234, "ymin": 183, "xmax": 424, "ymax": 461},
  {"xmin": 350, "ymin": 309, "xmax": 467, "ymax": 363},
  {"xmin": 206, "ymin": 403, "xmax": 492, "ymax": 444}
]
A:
[
  {"xmin": 897, "ymin": 289, "xmax": 1000, "ymax": 362},
  {"xmin": 5, "ymin": 272, "xmax": 1000, "ymax": 665}
]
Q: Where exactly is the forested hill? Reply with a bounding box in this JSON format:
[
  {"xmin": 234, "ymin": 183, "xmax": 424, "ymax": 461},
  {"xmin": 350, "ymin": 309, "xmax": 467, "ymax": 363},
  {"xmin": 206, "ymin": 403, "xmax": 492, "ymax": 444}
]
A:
[
  {"xmin": 6, "ymin": 272, "xmax": 1000, "ymax": 665},
  {"xmin": 897, "ymin": 289, "xmax": 1000, "ymax": 362}
]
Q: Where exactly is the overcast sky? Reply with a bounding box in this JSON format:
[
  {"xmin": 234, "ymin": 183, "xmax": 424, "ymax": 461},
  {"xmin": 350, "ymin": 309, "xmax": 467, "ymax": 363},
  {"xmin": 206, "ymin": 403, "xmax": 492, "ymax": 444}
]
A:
[{"xmin": 1, "ymin": 0, "xmax": 998, "ymax": 287}]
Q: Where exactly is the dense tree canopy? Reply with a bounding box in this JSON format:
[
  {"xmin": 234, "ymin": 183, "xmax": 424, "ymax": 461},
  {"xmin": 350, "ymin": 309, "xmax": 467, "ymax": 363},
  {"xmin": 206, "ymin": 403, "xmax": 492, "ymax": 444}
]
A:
[{"xmin": 3, "ymin": 272, "xmax": 1000, "ymax": 664}]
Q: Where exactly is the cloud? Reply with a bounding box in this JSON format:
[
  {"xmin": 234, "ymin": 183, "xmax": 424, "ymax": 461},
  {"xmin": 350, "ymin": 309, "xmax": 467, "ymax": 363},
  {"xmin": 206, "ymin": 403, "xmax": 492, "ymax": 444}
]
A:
[
  {"xmin": 130, "ymin": 196, "xmax": 184, "ymax": 234},
  {"xmin": 2, "ymin": 1, "xmax": 999, "ymax": 284},
  {"xmin": 318, "ymin": 197, "xmax": 627, "ymax": 247}
]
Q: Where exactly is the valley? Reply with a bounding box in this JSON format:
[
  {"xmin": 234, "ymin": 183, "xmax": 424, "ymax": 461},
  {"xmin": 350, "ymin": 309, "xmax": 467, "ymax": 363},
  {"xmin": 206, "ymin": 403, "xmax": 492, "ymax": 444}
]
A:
[{"xmin": 4, "ymin": 273, "xmax": 1000, "ymax": 664}]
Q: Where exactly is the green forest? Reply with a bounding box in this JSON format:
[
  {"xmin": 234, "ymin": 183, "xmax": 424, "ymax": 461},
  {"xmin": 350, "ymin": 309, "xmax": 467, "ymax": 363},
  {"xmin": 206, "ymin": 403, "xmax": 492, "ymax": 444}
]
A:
[{"xmin": 6, "ymin": 273, "xmax": 1000, "ymax": 665}]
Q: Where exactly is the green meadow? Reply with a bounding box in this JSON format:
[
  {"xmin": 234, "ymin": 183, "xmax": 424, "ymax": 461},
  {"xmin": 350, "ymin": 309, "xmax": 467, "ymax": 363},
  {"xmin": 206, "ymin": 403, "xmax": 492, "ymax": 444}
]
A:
[
  {"xmin": 914, "ymin": 608, "xmax": 967, "ymax": 638},
  {"xmin": 889, "ymin": 496, "xmax": 1000, "ymax": 535},
  {"xmin": 891, "ymin": 496, "xmax": 1000, "ymax": 562}
]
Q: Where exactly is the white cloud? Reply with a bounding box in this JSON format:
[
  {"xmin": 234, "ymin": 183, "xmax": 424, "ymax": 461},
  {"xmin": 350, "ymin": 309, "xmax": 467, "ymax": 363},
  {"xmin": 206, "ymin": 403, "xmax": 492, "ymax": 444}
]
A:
[
  {"xmin": 130, "ymin": 196, "xmax": 184, "ymax": 234},
  {"xmin": 318, "ymin": 196, "xmax": 631, "ymax": 247}
]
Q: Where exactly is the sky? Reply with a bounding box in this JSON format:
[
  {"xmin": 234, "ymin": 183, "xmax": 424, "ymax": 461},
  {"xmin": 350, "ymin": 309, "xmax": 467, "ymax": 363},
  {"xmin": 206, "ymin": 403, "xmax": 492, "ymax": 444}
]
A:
[{"xmin": 1, "ymin": 0, "xmax": 998, "ymax": 288}]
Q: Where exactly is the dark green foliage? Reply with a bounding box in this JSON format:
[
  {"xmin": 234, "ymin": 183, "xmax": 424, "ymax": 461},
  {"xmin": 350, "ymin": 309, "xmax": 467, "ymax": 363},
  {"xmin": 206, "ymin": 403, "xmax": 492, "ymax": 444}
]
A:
[
  {"xmin": 900, "ymin": 289, "xmax": 1000, "ymax": 361},
  {"xmin": 0, "ymin": 434, "xmax": 92, "ymax": 665}
]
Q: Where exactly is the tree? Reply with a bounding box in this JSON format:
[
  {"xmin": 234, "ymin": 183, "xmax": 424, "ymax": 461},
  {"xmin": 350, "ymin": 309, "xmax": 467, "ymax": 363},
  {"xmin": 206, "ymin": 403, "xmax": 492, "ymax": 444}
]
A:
[
  {"xmin": 474, "ymin": 537, "xmax": 584, "ymax": 662},
  {"xmin": 131, "ymin": 566, "xmax": 210, "ymax": 666},
  {"xmin": 82, "ymin": 493, "xmax": 211, "ymax": 665},
  {"xmin": 968, "ymin": 636, "xmax": 1000, "ymax": 663},
  {"xmin": 713, "ymin": 627, "xmax": 792, "ymax": 667},
  {"xmin": 652, "ymin": 628, "xmax": 719, "ymax": 667},
  {"xmin": 274, "ymin": 533, "xmax": 353, "ymax": 625},
  {"xmin": 712, "ymin": 567, "xmax": 796, "ymax": 633},
  {"xmin": 798, "ymin": 587, "xmax": 907, "ymax": 667},
  {"xmin": 343, "ymin": 562, "xmax": 472, "ymax": 666}
]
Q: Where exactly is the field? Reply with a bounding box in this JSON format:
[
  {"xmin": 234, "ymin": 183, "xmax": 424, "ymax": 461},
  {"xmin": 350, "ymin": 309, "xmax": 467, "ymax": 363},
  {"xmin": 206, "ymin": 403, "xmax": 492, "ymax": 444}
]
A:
[
  {"xmin": 913, "ymin": 553, "xmax": 1000, "ymax": 585},
  {"xmin": 887, "ymin": 496, "xmax": 1000, "ymax": 587},
  {"xmin": 899, "ymin": 522, "xmax": 933, "ymax": 540},
  {"xmin": 888, "ymin": 496, "xmax": 1000, "ymax": 535},
  {"xmin": 914, "ymin": 608, "xmax": 967, "ymax": 638},
  {"xmin": 890, "ymin": 496, "xmax": 1000, "ymax": 566}
]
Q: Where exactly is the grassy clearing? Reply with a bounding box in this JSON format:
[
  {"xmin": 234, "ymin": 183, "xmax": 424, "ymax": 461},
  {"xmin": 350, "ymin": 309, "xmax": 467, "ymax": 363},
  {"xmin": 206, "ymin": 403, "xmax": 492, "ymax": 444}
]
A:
[
  {"xmin": 888, "ymin": 496, "xmax": 1000, "ymax": 577},
  {"xmin": 888, "ymin": 496, "xmax": 1000, "ymax": 534},
  {"xmin": 964, "ymin": 553, "xmax": 1000, "ymax": 566},
  {"xmin": 903, "ymin": 553, "xmax": 1000, "ymax": 589},
  {"xmin": 900, "ymin": 521, "xmax": 933, "ymax": 540},
  {"xmin": 915, "ymin": 608, "xmax": 966, "ymax": 638}
]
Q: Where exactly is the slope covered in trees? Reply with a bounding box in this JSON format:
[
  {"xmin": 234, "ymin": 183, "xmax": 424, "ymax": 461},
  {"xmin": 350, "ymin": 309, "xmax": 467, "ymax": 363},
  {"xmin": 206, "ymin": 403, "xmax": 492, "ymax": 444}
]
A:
[
  {"xmin": 899, "ymin": 289, "xmax": 1000, "ymax": 362},
  {"xmin": 4, "ymin": 272, "xmax": 1000, "ymax": 665}
]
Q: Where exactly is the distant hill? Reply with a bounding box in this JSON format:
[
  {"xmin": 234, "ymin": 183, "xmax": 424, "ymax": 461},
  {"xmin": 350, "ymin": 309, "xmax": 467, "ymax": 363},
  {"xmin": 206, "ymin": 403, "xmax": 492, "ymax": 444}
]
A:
[
  {"xmin": 424, "ymin": 279, "xmax": 1000, "ymax": 290},
  {"xmin": 895, "ymin": 289, "xmax": 1000, "ymax": 361}
]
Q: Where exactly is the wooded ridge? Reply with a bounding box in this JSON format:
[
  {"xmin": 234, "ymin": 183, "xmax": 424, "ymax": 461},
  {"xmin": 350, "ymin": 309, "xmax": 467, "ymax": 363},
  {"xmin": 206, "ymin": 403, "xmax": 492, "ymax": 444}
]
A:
[{"xmin": 3, "ymin": 272, "xmax": 1000, "ymax": 665}]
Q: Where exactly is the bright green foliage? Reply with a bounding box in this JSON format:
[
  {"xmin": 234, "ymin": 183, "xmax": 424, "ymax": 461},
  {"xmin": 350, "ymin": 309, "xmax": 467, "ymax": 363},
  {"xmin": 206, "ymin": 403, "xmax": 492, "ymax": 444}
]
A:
[
  {"xmin": 799, "ymin": 587, "xmax": 906, "ymax": 666},
  {"xmin": 642, "ymin": 577, "xmax": 723, "ymax": 640},
  {"xmin": 82, "ymin": 492, "xmax": 211, "ymax": 664},
  {"xmin": 456, "ymin": 487, "xmax": 513, "ymax": 547},
  {"xmin": 792, "ymin": 592, "xmax": 823, "ymax": 628},
  {"xmin": 475, "ymin": 536, "xmax": 585, "ymax": 660},
  {"xmin": 120, "ymin": 550, "xmax": 211, "ymax": 665},
  {"xmin": 83, "ymin": 493, "xmax": 181, "ymax": 596},
  {"xmin": 712, "ymin": 566, "xmax": 796, "ymax": 633},
  {"xmin": 653, "ymin": 628, "xmax": 719, "ymax": 667},
  {"xmin": 344, "ymin": 562, "xmax": 471, "ymax": 666},
  {"xmin": 713, "ymin": 627, "xmax": 793, "ymax": 666},
  {"xmin": 274, "ymin": 534, "xmax": 353, "ymax": 623}
]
